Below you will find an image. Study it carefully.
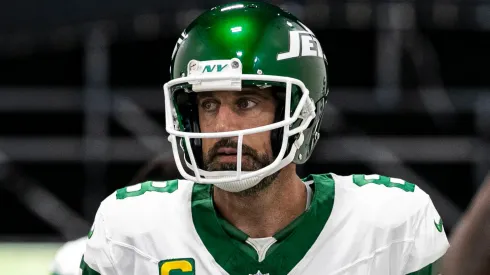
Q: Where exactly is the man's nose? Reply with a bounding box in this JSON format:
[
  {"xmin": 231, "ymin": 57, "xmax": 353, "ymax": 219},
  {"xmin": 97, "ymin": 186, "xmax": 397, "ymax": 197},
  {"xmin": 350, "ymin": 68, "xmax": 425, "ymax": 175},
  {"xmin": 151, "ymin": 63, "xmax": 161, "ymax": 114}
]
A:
[{"xmin": 214, "ymin": 104, "xmax": 240, "ymax": 132}]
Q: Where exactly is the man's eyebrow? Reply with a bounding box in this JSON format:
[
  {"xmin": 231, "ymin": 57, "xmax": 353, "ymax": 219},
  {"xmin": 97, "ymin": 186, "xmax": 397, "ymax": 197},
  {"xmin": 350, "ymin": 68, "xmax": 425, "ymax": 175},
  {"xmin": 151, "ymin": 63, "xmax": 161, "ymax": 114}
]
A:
[
  {"xmin": 237, "ymin": 90, "xmax": 273, "ymax": 99},
  {"xmin": 195, "ymin": 90, "xmax": 273, "ymax": 100},
  {"xmin": 196, "ymin": 92, "xmax": 214, "ymax": 100}
]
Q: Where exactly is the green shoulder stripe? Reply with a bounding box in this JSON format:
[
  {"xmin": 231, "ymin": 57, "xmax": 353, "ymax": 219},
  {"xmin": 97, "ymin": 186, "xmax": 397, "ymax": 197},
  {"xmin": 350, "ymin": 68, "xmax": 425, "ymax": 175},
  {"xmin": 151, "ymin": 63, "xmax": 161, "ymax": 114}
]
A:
[{"xmin": 80, "ymin": 255, "xmax": 102, "ymax": 275}]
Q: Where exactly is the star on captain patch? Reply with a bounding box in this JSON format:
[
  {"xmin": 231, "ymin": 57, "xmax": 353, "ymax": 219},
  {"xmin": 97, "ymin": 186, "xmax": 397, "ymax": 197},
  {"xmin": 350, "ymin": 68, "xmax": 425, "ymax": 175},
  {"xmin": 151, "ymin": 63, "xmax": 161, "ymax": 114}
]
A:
[{"xmin": 250, "ymin": 271, "xmax": 269, "ymax": 275}]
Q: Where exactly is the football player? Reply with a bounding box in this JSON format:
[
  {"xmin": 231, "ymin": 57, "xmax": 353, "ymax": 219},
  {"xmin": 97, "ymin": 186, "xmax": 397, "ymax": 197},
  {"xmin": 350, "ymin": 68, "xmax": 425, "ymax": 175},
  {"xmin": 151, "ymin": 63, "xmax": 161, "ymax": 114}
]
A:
[
  {"xmin": 81, "ymin": 2, "xmax": 449, "ymax": 274},
  {"xmin": 50, "ymin": 236, "xmax": 87, "ymax": 275}
]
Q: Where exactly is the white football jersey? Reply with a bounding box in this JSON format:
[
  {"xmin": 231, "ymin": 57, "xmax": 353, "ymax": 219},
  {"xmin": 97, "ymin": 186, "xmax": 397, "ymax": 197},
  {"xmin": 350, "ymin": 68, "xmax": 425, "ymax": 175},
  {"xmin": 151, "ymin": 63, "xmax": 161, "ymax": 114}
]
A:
[
  {"xmin": 81, "ymin": 173, "xmax": 449, "ymax": 275},
  {"xmin": 50, "ymin": 236, "xmax": 87, "ymax": 275}
]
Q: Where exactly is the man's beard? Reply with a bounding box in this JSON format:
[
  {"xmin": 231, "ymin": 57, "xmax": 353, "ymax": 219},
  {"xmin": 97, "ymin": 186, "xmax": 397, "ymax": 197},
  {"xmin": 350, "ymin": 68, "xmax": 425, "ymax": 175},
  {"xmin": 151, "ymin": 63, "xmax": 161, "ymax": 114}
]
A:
[{"xmin": 203, "ymin": 138, "xmax": 280, "ymax": 196}]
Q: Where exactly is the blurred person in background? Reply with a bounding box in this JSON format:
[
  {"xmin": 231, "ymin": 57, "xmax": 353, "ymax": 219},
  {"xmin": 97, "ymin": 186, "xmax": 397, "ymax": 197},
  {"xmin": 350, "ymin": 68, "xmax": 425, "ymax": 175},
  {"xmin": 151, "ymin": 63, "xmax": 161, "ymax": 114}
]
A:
[
  {"xmin": 81, "ymin": 2, "xmax": 448, "ymax": 274},
  {"xmin": 49, "ymin": 236, "xmax": 87, "ymax": 275},
  {"xmin": 442, "ymin": 173, "xmax": 490, "ymax": 275},
  {"xmin": 49, "ymin": 156, "xmax": 180, "ymax": 275}
]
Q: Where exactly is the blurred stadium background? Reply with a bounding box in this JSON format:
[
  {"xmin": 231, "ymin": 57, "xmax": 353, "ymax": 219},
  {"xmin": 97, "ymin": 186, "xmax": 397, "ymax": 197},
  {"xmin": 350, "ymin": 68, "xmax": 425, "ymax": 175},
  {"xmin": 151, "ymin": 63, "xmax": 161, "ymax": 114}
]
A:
[{"xmin": 0, "ymin": 0, "xmax": 488, "ymax": 273}]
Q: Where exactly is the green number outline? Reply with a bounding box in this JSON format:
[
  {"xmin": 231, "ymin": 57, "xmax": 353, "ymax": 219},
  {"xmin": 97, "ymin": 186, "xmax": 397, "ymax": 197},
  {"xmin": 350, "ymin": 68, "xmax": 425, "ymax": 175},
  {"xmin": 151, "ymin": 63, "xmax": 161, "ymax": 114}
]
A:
[
  {"xmin": 353, "ymin": 174, "xmax": 415, "ymax": 192},
  {"xmin": 116, "ymin": 180, "xmax": 179, "ymax": 199}
]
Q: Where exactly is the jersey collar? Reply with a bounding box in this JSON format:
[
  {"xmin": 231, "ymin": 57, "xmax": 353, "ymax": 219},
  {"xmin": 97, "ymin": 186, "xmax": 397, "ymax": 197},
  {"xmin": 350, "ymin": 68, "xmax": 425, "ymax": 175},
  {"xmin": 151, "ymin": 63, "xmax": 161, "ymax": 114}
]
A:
[{"xmin": 191, "ymin": 173, "xmax": 335, "ymax": 274}]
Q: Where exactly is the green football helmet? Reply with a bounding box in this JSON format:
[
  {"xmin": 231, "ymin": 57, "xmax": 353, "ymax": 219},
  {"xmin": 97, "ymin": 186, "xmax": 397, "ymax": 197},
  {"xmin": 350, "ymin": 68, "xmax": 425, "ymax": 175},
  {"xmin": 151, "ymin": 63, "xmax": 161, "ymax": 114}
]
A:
[{"xmin": 163, "ymin": 1, "xmax": 329, "ymax": 192}]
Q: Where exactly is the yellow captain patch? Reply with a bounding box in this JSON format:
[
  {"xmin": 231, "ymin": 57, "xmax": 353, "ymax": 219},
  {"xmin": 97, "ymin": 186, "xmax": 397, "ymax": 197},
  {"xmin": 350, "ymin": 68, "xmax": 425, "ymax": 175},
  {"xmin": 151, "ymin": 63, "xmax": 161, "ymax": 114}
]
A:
[{"xmin": 158, "ymin": 258, "xmax": 195, "ymax": 275}]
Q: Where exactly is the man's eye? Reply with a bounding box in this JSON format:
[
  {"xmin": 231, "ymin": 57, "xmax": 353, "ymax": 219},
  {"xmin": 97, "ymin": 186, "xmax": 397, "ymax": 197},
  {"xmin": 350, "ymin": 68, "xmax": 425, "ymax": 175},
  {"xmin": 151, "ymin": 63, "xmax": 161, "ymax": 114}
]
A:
[
  {"xmin": 237, "ymin": 99, "xmax": 257, "ymax": 110},
  {"xmin": 201, "ymin": 100, "xmax": 218, "ymax": 112}
]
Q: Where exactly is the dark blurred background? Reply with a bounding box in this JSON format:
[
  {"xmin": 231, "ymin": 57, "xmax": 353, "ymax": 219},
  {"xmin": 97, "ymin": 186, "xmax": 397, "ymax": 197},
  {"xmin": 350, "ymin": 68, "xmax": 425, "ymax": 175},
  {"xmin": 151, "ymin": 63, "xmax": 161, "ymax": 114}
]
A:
[{"xmin": 0, "ymin": 0, "xmax": 488, "ymax": 266}]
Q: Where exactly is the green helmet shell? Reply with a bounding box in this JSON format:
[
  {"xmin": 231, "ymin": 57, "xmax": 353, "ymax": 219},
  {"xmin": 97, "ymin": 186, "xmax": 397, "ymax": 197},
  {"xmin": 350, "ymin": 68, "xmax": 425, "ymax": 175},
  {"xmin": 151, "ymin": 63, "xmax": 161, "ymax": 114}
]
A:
[{"xmin": 169, "ymin": 1, "xmax": 328, "ymax": 164}]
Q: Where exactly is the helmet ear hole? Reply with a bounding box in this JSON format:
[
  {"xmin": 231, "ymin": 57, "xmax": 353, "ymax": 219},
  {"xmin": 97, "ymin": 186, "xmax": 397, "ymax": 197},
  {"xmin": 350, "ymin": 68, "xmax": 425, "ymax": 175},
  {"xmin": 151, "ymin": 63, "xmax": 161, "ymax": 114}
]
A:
[
  {"xmin": 292, "ymin": 96, "xmax": 327, "ymax": 164},
  {"xmin": 306, "ymin": 97, "xmax": 325, "ymax": 129}
]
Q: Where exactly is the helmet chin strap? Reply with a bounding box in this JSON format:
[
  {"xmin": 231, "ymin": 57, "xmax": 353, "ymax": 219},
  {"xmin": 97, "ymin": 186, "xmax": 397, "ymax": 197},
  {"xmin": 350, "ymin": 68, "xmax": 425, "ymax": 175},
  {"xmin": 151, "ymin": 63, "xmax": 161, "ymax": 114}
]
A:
[{"xmin": 213, "ymin": 175, "xmax": 264, "ymax": 193}]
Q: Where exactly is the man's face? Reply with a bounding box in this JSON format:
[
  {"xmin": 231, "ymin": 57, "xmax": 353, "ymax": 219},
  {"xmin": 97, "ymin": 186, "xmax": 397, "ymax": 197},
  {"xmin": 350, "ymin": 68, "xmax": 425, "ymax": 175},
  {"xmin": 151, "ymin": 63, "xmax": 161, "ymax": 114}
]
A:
[{"xmin": 197, "ymin": 87, "xmax": 276, "ymax": 172}]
